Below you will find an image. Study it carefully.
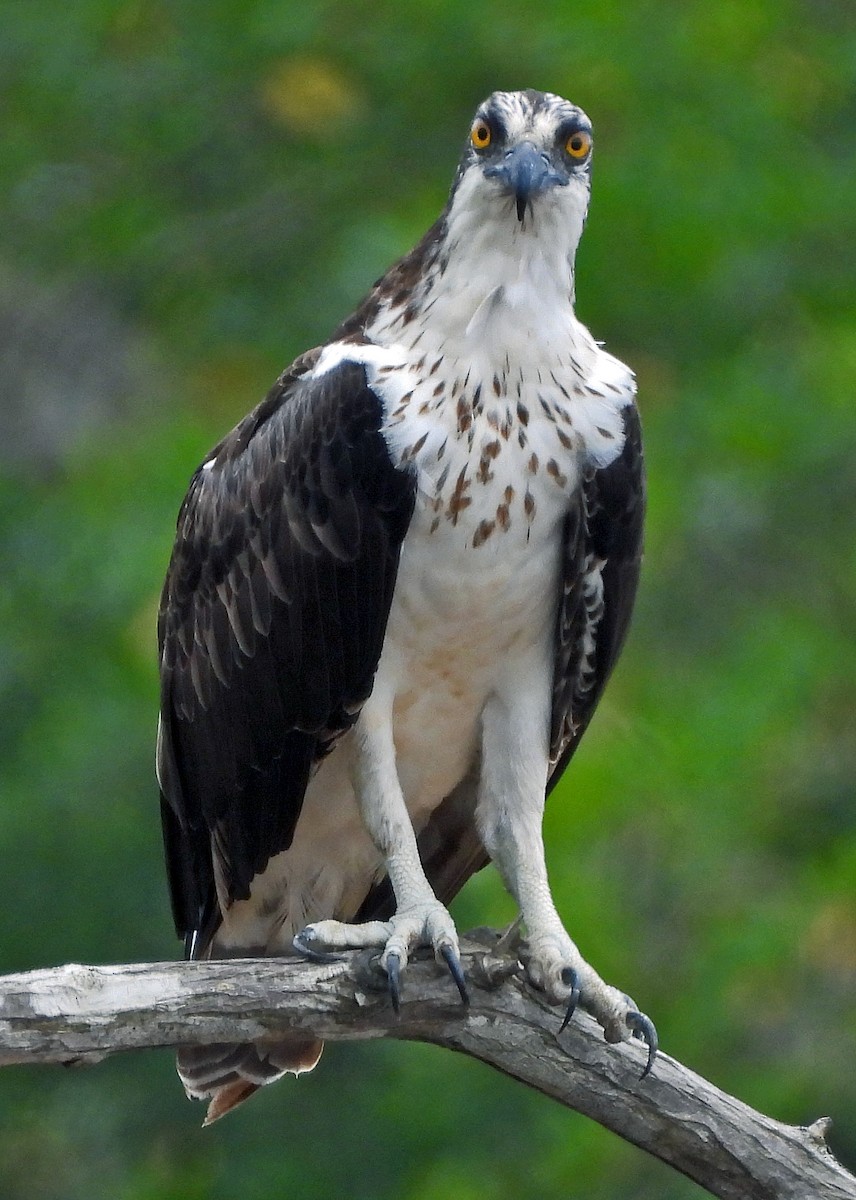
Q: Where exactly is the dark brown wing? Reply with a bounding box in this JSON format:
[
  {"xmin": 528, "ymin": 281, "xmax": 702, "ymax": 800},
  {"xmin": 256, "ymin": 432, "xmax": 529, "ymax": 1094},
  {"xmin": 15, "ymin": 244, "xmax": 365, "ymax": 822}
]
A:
[
  {"xmin": 548, "ymin": 401, "xmax": 645, "ymax": 788},
  {"xmin": 157, "ymin": 355, "xmax": 416, "ymax": 954}
]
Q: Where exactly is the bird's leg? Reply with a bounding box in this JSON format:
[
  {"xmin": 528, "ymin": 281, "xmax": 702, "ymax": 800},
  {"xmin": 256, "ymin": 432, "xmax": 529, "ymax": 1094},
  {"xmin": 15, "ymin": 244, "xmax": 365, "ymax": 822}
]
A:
[
  {"xmin": 475, "ymin": 688, "xmax": 657, "ymax": 1074},
  {"xmin": 293, "ymin": 698, "xmax": 468, "ymax": 1009}
]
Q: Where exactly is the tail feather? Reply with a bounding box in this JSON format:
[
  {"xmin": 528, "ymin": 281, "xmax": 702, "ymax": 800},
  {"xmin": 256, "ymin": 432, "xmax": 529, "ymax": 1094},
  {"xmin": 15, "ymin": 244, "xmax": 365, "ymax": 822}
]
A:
[{"xmin": 178, "ymin": 1037, "xmax": 324, "ymax": 1124}]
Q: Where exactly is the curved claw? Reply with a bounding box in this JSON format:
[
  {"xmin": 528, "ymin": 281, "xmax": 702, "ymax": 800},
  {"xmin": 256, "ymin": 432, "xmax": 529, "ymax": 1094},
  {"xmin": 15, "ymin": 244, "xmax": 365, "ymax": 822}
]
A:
[
  {"xmin": 386, "ymin": 951, "xmax": 402, "ymax": 1014},
  {"xmin": 559, "ymin": 966, "xmax": 581, "ymax": 1033},
  {"xmin": 626, "ymin": 1010, "xmax": 658, "ymax": 1079},
  {"xmin": 292, "ymin": 930, "xmax": 345, "ymax": 964},
  {"xmin": 440, "ymin": 944, "xmax": 470, "ymax": 1006}
]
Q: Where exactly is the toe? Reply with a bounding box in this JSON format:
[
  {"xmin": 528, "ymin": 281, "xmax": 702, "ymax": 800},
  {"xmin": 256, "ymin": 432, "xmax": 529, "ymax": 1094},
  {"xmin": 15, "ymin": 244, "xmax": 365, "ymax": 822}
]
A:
[
  {"xmin": 439, "ymin": 943, "xmax": 470, "ymax": 1006},
  {"xmin": 625, "ymin": 1010, "xmax": 658, "ymax": 1078},
  {"xmin": 558, "ymin": 966, "xmax": 581, "ymax": 1032},
  {"xmin": 385, "ymin": 950, "xmax": 403, "ymax": 1014},
  {"xmin": 292, "ymin": 928, "xmax": 345, "ymax": 963}
]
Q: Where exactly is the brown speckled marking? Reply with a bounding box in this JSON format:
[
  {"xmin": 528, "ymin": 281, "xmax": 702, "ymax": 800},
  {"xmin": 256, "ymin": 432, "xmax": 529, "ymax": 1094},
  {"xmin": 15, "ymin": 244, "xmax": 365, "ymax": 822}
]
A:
[
  {"xmin": 433, "ymin": 381, "xmax": 445, "ymax": 397},
  {"xmin": 430, "ymin": 515, "xmax": 441, "ymax": 533},
  {"xmin": 516, "ymin": 401, "xmax": 530, "ymax": 426},
  {"xmin": 429, "ymin": 357, "xmax": 443, "ymax": 376},
  {"xmin": 546, "ymin": 458, "xmax": 568, "ymax": 489},
  {"xmin": 596, "ymin": 425, "xmax": 615, "ymax": 439},
  {"xmin": 447, "ymin": 467, "xmax": 472, "ymax": 524},
  {"xmin": 472, "ymin": 383, "xmax": 483, "ymax": 413},
  {"xmin": 391, "ymin": 390, "xmax": 413, "ymax": 417},
  {"xmin": 472, "ymin": 519, "xmax": 495, "ymax": 548},
  {"xmin": 402, "ymin": 432, "xmax": 428, "ymax": 462},
  {"xmin": 496, "ymin": 503, "xmax": 511, "ymax": 532},
  {"xmin": 456, "ymin": 396, "xmax": 472, "ymax": 434},
  {"xmin": 550, "ymin": 372, "xmax": 571, "ymax": 400},
  {"xmin": 556, "ymin": 427, "xmax": 573, "ymax": 450},
  {"xmin": 528, "ymin": 452, "xmax": 539, "ymax": 474},
  {"xmin": 486, "ymin": 409, "xmax": 500, "ymax": 432},
  {"xmin": 492, "ymin": 374, "xmax": 502, "ymax": 397},
  {"xmin": 483, "ymin": 439, "xmax": 501, "ymax": 461},
  {"xmin": 524, "ymin": 490, "xmax": 536, "ymax": 521},
  {"xmin": 539, "ymin": 396, "xmax": 553, "ymax": 419},
  {"xmin": 476, "ymin": 457, "xmax": 494, "ymax": 485},
  {"xmin": 504, "ymin": 484, "xmax": 515, "ymax": 504},
  {"xmin": 517, "ymin": 428, "xmax": 528, "ymax": 449}
]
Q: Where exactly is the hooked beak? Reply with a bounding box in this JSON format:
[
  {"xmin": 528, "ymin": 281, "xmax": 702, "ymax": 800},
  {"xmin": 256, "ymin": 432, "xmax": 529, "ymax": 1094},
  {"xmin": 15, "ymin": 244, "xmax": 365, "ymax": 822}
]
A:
[{"xmin": 485, "ymin": 141, "xmax": 566, "ymax": 222}]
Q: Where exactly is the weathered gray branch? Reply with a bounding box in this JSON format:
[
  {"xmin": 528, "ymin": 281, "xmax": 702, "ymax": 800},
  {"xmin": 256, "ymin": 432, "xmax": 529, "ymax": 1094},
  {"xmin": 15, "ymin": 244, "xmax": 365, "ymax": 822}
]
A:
[{"xmin": 0, "ymin": 931, "xmax": 852, "ymax": 1200}]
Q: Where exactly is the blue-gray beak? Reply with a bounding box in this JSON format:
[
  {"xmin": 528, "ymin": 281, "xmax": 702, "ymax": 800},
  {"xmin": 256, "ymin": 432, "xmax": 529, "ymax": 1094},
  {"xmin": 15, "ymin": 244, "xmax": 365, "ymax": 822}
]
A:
[{"xmin": 485, "ymin": 142, "xmax": 565, "ymax": 222}]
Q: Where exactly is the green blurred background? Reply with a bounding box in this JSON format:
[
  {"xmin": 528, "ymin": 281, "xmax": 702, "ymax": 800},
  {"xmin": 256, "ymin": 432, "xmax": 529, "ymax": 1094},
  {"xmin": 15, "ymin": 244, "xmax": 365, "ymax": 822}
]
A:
[{"xmin": 2, "ymin": 1, "xmax": 855, "ymax": 1196}]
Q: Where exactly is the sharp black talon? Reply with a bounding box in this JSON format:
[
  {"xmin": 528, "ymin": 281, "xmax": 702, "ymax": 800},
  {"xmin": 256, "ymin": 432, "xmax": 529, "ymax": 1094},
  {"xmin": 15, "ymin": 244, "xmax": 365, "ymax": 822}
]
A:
[
  {"xmin": 626, "ymin": 1010, "xmax": 658, "ymax": 1079},
  {"xmin": 559, "ymin": 966, "xmax": 581, "ymax": 1033},
  {"xmin": 292, "ymin": 931, "xmax": 344, "ymax": 964},
  {"xmin": 440, "ymin": 944, "xmax": 470, "ymax": 1006},
  {"xmin": 386, "ymin": 951, "xmax": 402, "ymax": 1014}
]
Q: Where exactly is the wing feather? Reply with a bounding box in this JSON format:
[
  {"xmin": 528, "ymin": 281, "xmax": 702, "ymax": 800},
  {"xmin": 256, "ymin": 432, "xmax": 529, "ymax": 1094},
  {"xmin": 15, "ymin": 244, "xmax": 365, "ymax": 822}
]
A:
[
  {"xmin": 157, "ymin": 355, "xmax": 416, "ymax": 951},
  {"xmin": 548, "ymin": 401, "xmax": 645, "ymax": 788}
]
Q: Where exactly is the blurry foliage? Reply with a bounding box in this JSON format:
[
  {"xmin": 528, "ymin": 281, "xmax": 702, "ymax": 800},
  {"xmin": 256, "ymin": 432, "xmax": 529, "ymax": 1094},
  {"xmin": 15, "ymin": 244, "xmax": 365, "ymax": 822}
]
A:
[{"xmin": 1, "ymin": 0, "xmax": 855, "ymax": 1197}]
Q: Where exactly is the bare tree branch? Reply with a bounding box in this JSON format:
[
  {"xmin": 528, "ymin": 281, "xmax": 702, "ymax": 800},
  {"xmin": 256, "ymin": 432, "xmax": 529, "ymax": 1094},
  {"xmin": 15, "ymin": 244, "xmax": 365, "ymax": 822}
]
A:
[{"xmin": 0, "ymin": 931, "xmax": 852, "ymax": 1200}]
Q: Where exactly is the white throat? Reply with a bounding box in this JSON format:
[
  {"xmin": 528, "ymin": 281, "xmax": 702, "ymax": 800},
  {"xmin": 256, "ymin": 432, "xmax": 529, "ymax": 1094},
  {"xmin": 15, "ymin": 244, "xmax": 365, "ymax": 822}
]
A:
[{"xmin": 371, "ymin": 168, "xmax": 590, "ymax": 376}]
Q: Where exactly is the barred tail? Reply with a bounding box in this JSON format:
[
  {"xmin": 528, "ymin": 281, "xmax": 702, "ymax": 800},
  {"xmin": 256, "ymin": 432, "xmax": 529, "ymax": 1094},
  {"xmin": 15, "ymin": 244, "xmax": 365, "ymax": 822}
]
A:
[{"xmin": 177, "ymin": 1037, "xmax": 324, "ymax": 1125}]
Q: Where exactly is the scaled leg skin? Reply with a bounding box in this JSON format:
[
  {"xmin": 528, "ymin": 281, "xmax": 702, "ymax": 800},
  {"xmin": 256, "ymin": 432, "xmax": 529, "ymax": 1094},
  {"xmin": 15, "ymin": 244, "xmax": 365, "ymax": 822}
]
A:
[
  {"xmin": 293, "ymin": 695, "xmax": 469, "ymax": 1008},
  {"xmin": 475, "ymin": 684, "xmax": 657, "ymax": 1076}
]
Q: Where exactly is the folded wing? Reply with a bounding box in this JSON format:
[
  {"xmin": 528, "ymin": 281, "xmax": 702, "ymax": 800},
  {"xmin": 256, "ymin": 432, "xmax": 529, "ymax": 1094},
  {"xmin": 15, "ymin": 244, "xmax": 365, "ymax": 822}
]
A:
[{"xmin": 157, "ymin": 354, "xmax": 416, "ymax": 955}]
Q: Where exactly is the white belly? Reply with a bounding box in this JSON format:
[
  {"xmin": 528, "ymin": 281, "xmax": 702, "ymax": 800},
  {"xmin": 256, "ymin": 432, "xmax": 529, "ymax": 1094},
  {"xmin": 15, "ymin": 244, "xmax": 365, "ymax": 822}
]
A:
[{"xmin": 377, "ymin": 496, "xmax": 564, "ymax": 819}]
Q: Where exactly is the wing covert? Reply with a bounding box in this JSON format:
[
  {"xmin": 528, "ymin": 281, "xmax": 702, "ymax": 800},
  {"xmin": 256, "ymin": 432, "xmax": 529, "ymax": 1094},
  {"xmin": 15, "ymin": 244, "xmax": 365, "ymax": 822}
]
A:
[
  {"xmin": 548, "ymin": 402, "xmax": 645, "ymax": 788},
  {"xmin": 157, "ymin": 355, "xmax": 416, "ymax": 950}
]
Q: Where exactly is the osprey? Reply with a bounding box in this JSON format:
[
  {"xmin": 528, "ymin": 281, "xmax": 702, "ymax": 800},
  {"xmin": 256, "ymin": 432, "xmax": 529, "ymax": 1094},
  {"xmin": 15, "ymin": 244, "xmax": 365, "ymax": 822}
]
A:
[{"xmin": 157, "ymin": 88, "xmax": 653, "ymax": 1123}]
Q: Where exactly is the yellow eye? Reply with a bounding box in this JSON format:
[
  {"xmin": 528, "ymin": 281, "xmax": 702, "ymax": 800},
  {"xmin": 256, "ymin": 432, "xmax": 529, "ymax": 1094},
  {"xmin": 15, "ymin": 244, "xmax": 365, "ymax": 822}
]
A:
[
  {"xmin": 470, "ymin": 120, "xmax": 492, "ymax": 150},
  {"xmin": 565, "ymin": 130, "xmax": 592, "ymax": 159}
]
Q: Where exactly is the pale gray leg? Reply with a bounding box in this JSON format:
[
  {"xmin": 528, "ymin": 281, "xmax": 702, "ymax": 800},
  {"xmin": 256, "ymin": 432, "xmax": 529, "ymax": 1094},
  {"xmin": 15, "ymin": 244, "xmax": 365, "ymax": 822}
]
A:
[
  {"xmin": 475, "ymin": 685, "xmax": 656, "ymax": 1070},
  {"xmin": 294, "ymin": 694, "xmax": 467, "ymax": 1007}
]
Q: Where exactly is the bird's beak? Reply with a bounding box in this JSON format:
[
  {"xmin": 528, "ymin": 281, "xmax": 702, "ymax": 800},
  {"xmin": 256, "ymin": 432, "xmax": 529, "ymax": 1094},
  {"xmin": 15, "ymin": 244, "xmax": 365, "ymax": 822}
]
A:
[{"xmin": 485, "ymin": 142, "xmax": 565, "ymax": 222}]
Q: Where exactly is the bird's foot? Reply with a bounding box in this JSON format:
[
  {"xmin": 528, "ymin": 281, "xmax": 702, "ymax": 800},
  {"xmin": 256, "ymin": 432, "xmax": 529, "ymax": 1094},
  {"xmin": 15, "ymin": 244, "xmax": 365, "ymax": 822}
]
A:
[
  {"xmin": 522, "ymin": 930, "xmax": 657, "ymax": 1078},
  {"xmin": 293, "ymin": 902, "xmax": 469, "ymax": 1012}
]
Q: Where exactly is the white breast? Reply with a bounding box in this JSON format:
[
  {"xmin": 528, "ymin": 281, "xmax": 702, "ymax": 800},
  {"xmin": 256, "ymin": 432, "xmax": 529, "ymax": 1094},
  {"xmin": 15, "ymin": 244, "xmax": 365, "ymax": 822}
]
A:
[{"xmin": 357, "ymin": 317, "xmax": 632, "ymax": 818}]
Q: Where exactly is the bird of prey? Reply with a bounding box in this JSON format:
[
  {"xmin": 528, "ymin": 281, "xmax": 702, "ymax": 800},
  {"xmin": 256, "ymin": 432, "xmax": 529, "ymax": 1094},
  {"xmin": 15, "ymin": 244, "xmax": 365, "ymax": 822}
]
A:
[{"xmin": 157, "ymin": 88, "xmax": 653, "ymax": 1124}]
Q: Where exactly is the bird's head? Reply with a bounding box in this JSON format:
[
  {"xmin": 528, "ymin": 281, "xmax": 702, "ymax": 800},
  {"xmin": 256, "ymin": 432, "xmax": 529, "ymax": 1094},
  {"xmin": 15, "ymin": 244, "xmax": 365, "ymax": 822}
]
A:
[{"xmin": 449, "ymin": 90, "xmax": 593, "ymax": 239}]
